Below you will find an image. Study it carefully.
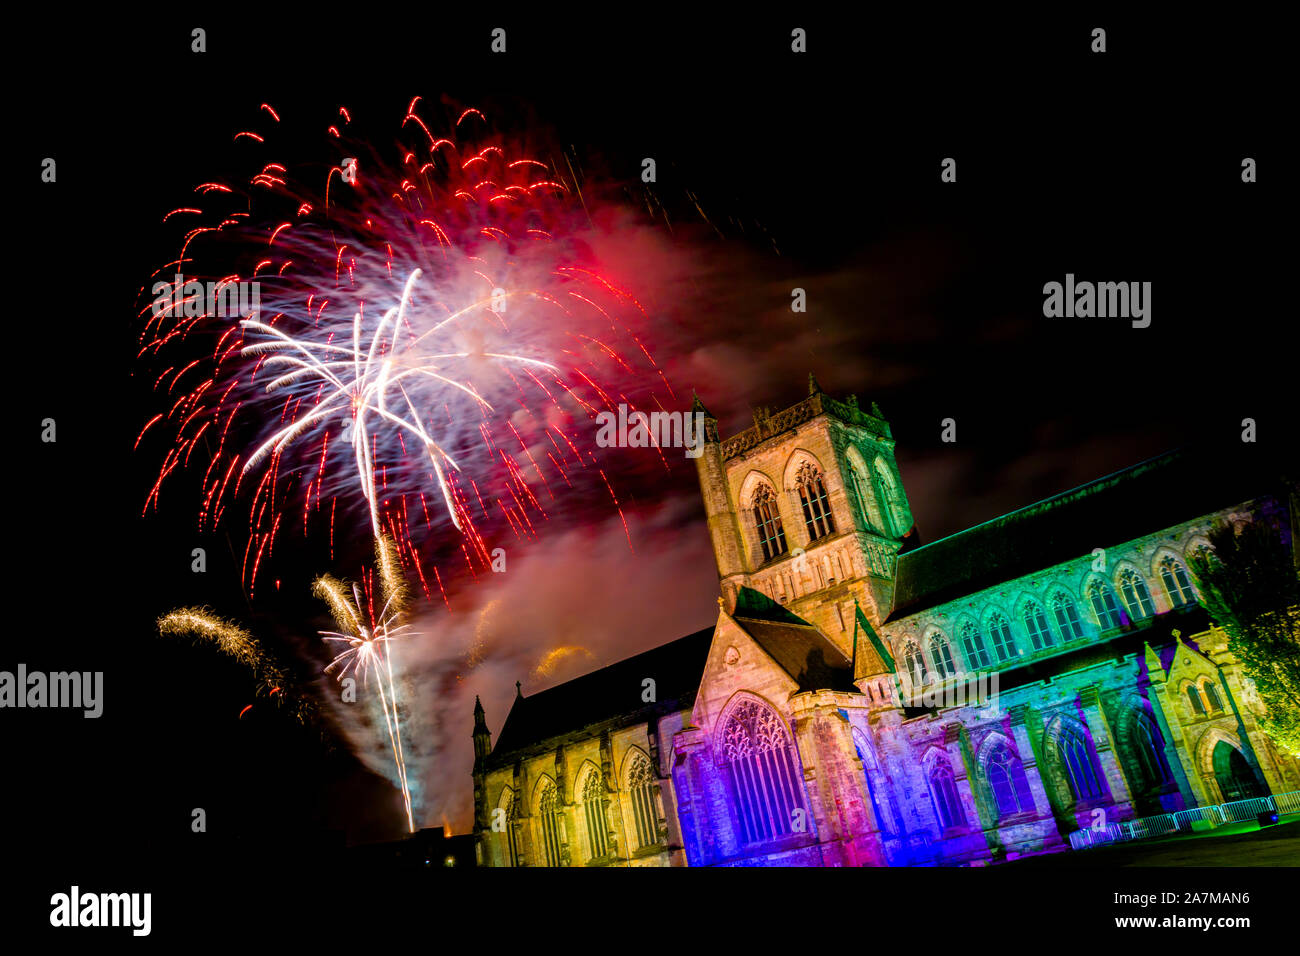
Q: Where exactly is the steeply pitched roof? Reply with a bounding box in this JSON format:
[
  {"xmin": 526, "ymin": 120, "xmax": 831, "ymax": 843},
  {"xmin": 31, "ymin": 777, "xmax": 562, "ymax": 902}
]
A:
[
  {"xmin": 889, "ymin": 444, "xmax": 1282, "ymax": 621},
  {"xmin": 731, "ymin": 587, "xmax": 858, "ymax": 692},
  {"xmin": 487, "ymin": 627, "xmax": 714, "ymax": 768}
]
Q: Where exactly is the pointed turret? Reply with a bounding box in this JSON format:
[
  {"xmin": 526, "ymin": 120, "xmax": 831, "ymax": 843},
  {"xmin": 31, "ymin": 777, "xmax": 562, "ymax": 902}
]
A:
[
  {"xmin": 1144, "ymin": 642, "xmax": 1166, "ymax": 683},
  {"xmin": 472, "ymin": 695, "xmax": 492, "ymax": 767},
  {"xmin": 690, "ymin": 389, "xmax": 715, "ymax": 422},
  {"xmin": 471, "ymin": 695, "xmax": 493, "ymax": 843}
]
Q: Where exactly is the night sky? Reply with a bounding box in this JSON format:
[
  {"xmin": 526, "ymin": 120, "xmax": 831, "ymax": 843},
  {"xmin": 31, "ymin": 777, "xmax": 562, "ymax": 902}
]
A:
[{"xmin": 9, "ymin": 10, "xmax": 1291, "ymax": 923}]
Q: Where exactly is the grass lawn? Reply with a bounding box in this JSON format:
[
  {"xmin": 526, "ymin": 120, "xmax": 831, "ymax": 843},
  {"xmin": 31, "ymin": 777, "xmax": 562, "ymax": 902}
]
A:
[{"xmin": 1007, "ymin": 816, "xmax": 1300, "ymax": 867}]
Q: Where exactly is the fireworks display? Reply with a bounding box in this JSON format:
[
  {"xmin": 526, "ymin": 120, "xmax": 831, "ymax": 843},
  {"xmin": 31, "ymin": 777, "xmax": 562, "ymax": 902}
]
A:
[
  {"xmin": 136, "ymin": 97, "xmax": 670, "ymax": 600},
  {"xmin": 136, "ymin": 95, "xmax": 682, "ymax": 836}
]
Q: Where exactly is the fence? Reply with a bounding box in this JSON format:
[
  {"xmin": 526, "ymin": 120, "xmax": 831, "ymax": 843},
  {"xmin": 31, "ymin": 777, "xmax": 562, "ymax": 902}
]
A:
[{"xmin": 1067, "ymin": 789, "xmax": 1300, "ymax": 851}]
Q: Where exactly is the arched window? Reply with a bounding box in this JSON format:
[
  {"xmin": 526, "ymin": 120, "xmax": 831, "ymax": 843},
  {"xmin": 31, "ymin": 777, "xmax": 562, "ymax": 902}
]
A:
[
  {"xmin": 537, "ymin": 779, "xmax": 563, "ymax": 867},
  {"xmin": 872, "ymin": 458, "xmax": 903, "ymax": 538},
  {"xmin": 1024, "ymin": 601, "xmax": 1055, "ymax": 651},
  {"xmin": 627, "ymin": 752, "xmax": 659, "ymax": 850},
  {"xmin": 1131, "ymin": 711, "xmax": 1173, "ymax": 790},
  {"xmin": 1159, "ymin": 555, "xmax": 1196, "ymax": 608},
  {"xmin": 500, "ymin": 789, "xmax": 521, "ymax": 867},
  {"xmin": 1089, "ymin": 581, "xmax": 1123, "ymax": 631},
  {"xmin": 1119, "ymin": 568, "xmax": 1154, "ymax": 621},
  {"xmin": 751, "ymin": 484, "xmax": 788, "ymax": 561},
  {"xmin": 988, "ymin": 612, "xmax": 1018, "ymax": 662},
  {"xmin": 960, "ymin": 621, "xmax": 991, "ymax": 670},
  {"xmin": 985, "ymin": 742, "xmax": 1035, "ymax": 818},
  {"xmin": 580, "ymin": 768, "xmax": 610, "ymax": 861},
  {"xmin": 1186, "ymin": 685, "xmax": 1206, "ymax": 716},
  {"xmin": 928, "ymin": 757, "xmax": 967, "ymax": 829},
  {"xmin": 720, "ymin": 699, "xmax": 808, "ymax": 845},
  {"xmin": 795, "ymin": 461, "xmax": 836, "ymax": 541},
  {"xmin": 1058, "ymin": 724, "xmax": 1104, "ymax": 802},
  {"xmin": 846, "ymin": 458, "xmax": 879, "ymax": 534},
  {"xmin": 1203, "ymin": 680, "xmax": 1224, "ymax": 712},
  {"xmin": 1052, "ymin": 592, "xmax": 1086, "ymax": 641},
  {"xmin": 903, "ymin": 641, "xmax": 928, "ymax": 687},
  {"xmin": 928, "ymin": 632, "xmax": 957, "ymax": 679}
]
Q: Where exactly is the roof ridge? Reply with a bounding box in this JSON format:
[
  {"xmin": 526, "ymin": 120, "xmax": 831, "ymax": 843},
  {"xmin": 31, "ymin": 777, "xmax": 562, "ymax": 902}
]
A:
[
  {"xmin": 507, "ymin": 624, "xmax": 714, "ymax": 702},
  {"xmin": 901, "ymin": 447, "xmax": 1185, "ymax": 557}
]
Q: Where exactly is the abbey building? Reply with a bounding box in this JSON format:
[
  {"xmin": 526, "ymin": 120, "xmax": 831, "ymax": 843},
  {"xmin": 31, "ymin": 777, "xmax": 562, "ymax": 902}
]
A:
[{"xmin": 471, "ymin": 377, "xmax": 1300, "ymax": 866}]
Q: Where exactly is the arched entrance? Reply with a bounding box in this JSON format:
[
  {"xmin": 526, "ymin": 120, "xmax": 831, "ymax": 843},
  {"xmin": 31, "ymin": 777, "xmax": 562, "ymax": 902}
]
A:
[{"xmin": 1212, "ymin": 741, "xmax": 1265, "ymax": 802}]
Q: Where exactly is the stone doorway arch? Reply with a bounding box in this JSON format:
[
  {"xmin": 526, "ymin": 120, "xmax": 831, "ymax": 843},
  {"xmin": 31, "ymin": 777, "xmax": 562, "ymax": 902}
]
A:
[{"xmin": 1212, "ymin": 740, "xmax": 1266, "ymax": 803}]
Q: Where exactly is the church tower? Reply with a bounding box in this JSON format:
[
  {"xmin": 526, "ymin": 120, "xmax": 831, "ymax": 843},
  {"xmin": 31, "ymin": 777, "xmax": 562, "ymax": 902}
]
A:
[{"xmin": 693, "ymin": 375, "xmax": 915, "ymax": 658}]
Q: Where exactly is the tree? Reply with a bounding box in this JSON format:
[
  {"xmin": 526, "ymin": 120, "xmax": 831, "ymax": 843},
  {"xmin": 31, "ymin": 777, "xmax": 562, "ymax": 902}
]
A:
[{"xmin": 1188, "ymin": 511, "xmax": 1300, "ymax": 757}]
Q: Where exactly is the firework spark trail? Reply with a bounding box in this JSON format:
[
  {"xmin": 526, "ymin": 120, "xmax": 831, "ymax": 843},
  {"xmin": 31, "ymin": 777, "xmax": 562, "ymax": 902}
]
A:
[
  {"xmin": 157, "ymin": 609, "xmax": 309, "ymax": 721},
  {"xmin": 137, "ymin": 99, "xmax": 667, "ymax": 598},
  {"xmin": 313, "ymin": 537, "xmax": 417, "ymax": 832}
]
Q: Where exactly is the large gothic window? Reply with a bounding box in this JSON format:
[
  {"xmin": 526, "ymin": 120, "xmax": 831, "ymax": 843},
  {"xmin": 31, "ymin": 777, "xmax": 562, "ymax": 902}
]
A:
[
  {"xmin": 500, "ymin": 789, "xmax": 521, "ymax": 867},
  {"xmin": 720, "ymin": 699, "xmax": 808, "ymax": 845},
  {"xmin": 1186, "ymin": 684, "xmax": 1206, "ymax": 716},
  {"xmin": 795, "ymin": 462, "xmax": 836, "ymax": 541},
  {"xmin": 985, "ymin": 742, "xmax": 1035, "ymax": 819},
  {"xmin": 627, "ymin": 753, "xmax": 659, "ymax": 851},
  {"xmin": 1119, "ymin": 568, "xmax": 1154, "ymax": 621},
  {"xmin": 1130, "ymin": 711, "xmax": 1173, "ymax": 790},
  {"xmin": 752, "ymin": 484, "xmax": 788, "ymax": 561},
  {"xmin": 1058, "ymin": 724, "xmax": 1104, "ymax": 802},
  {"xmin": 928, "ymin": 632, "xmax": 957, "ymax": 678},
  {"xmin": 1159, "ymin": 555, "xmax": 1196, "ymax": 608},
  {"xmin": 960, "ymin": 621, "xmax": 992, "ymax": 669},
  {"xmin": 581, "ymin": 768, "xmax": 610, "ymax": 861},
  {"xmin": 1024, "ymin": 601, "xmax": 1055, "ymax": 651},
  {"xmin": 1089, "ymin": 581, "xmax": 1124, "ymax": 631},
  {"xmin": 988, "ymin": 612, "xmax": 1018, "ymax": 662},
  {"xmin": 1052, "ymin": 592, "xmax": 1086, "ymax": 642},
  {"xmin": 928, "ymin": 757, "xmax": 967, "ymax": 829},
  {"xmin": 537, "ymin": 779, "xmax": 563, "ymax": 867}
]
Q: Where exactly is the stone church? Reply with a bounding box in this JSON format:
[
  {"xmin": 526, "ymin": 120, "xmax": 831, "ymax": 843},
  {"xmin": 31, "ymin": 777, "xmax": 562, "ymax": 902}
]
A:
[{"xmin": 471, "ymin": 377, "xmax": 1300, "ymax": 866}]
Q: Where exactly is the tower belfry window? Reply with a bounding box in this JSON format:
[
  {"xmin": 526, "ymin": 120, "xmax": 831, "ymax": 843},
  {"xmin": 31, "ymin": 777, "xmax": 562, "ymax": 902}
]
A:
[
  {"xmin": 846, "ymin": 458, "xmax": 878, "ymax": 534},
  {"xmin": 752, "ymin": 484, "xmax": 788, "ymax": 561},
  {"xmin": 796, "ymin": 462, "xmax": 835, "ymax": 541}
]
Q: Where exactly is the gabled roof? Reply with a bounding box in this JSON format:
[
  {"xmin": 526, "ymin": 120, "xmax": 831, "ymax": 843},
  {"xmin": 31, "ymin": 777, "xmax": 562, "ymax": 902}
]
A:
[
  {"xmin": 731, "ymin": 587, "xmax": 858, "ymax": 693},
  {"xmin": 889, "ymin": 444, "xmax": 1283, "ymax": 621},
  {"xmin": 487, "ymin": 627, "xmax": 714, "ymax": 768}
]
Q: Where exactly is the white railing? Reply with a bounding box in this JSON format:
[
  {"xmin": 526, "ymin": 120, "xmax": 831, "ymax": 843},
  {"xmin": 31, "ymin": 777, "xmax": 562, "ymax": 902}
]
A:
[
  {"xmin": 1275, "ymin": 790, "xmax": 1300, "ymax": 814},
  {"xmin": 1171, "ymin": 805, "xmax": 1225, "ymax": 829},
  {"xmin": 1067, "ymin": 790, "xmax": 1298, "ymax": 851}
]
